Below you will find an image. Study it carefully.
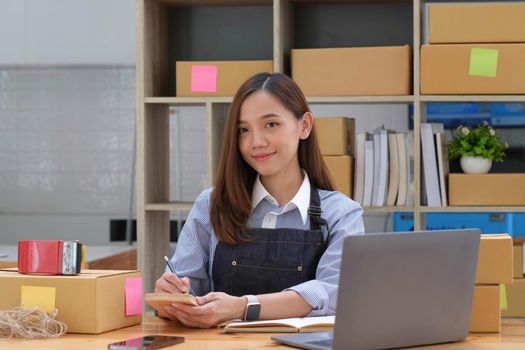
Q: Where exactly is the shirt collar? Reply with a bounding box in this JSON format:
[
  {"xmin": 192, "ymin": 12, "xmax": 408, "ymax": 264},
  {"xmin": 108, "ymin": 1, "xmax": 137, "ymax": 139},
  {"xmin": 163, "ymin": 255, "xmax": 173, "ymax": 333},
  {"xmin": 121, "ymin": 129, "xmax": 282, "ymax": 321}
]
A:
[{"xmin": 251, "ymin": 171, "xmax": 311, "ymax": 225}]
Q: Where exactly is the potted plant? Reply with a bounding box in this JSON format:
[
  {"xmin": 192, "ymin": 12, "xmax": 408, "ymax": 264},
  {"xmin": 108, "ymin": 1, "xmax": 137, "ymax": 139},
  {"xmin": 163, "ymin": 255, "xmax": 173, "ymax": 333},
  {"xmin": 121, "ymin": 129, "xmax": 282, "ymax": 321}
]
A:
[{"xmin": 447, "ymin": 121, "xmax": 508, "ymax": 174}]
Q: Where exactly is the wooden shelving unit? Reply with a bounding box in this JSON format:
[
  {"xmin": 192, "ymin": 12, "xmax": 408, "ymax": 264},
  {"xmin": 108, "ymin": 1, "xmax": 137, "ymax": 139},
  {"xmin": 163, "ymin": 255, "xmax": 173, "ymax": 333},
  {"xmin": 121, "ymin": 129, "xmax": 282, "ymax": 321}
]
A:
[
  {"xmin": 420, "ymin": 95, "xmax": 525, "ymax": 102},
  {"xmin": 136, "ymin": 0, "xmax": 525, "ymax": 295},
  {"xmin": 364, "ymin": 206, "xmax": 416, "ymax": 213},
  {"xmin": 145, "ymin": 97, "xmax": 234, "ymax": 104},
  {"xmin": 145, "ymin": 202, "xmax": 195, "ymax": 211},
  {"xmin": 420, "ymin": 207, "xmax": 525, "ymax": 214}
]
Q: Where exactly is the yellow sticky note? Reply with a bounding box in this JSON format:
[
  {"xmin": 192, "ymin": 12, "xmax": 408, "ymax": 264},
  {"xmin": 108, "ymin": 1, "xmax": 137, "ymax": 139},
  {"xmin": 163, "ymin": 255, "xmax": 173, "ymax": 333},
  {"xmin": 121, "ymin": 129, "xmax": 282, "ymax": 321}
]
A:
[
  {"xmin": 500, "ymin": 284, "xmax": 508, "ymax": 310},
  {"xmin": 469, "ymin": 48, "xmax": 498, "ymax": 77},
  {"xmin": 21, "ymin": 286, "xmax": 56, "ymax": 313}
]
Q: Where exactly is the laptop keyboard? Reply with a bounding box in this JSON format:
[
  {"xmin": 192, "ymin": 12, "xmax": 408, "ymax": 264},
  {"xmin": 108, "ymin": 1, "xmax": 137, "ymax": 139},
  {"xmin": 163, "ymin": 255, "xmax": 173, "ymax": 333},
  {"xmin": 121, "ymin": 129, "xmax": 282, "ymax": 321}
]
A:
[{"xmin": 306, "ymin": 339, "xmax": 333, "ymax": 348}]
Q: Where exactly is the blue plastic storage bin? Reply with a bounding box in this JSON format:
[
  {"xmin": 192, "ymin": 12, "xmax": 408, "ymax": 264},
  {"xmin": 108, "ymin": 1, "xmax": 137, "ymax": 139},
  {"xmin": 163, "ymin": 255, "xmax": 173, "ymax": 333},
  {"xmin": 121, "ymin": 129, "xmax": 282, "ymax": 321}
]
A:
[{"xmin": 393, "ymin": 212, "xmax": 525, "ymax": 236}]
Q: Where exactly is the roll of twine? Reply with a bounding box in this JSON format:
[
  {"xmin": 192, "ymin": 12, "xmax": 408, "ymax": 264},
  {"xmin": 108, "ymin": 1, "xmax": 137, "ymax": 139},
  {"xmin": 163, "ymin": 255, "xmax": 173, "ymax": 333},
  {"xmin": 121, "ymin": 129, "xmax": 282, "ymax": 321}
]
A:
[{"xmin": 0, "ymin": 307, "xmax": 67, "ymax": 339}]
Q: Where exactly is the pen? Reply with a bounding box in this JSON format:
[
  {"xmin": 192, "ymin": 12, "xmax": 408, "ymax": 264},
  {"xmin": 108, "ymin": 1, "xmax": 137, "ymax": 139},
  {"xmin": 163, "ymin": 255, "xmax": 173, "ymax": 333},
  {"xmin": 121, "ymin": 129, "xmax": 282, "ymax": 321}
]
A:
[
  {"xmin": 164, "ymin": 256, "xmax": 175, "ymax": 273},
  {"xmin": 164, "ymin": 256, "xmax": 191, "ymax": 294}
]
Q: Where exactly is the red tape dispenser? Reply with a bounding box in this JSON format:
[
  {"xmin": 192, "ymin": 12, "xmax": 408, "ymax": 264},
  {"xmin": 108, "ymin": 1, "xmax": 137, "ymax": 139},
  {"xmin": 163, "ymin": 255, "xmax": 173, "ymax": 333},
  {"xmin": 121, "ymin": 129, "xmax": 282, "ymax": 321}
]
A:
[{"xmin": 18, "ymin": 240, "xmax": 83, "ymax": 275}]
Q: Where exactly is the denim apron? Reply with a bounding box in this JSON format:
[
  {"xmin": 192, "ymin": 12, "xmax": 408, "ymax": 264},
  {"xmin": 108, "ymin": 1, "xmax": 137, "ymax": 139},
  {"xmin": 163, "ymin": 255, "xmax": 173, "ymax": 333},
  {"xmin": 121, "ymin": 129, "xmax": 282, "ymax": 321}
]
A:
[{"xmin": 212, "ymin": 185, "xmax": 328, "ymax": 296}]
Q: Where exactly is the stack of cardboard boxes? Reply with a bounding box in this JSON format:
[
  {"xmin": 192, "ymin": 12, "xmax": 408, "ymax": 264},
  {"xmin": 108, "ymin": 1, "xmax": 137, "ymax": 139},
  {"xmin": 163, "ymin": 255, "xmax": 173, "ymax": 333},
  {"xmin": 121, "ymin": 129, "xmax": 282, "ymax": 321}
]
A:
[
  {"xmin": 422, "ymin": 2, "xmax": 525, "ymax": 94},
  {"xmin": 315, "ymin": 117, "xmax": 355, "ymax": 198},
  {"xmin": 422, "ymin": 2, "xmax": 525, "ymax": 206},
  {"xmin": 501, "ymin": 238, "xmax": 525, "ymax": 317},
  {"xmin": 470, "ymin": 234, "xmax": 513, "ymax": 332}
]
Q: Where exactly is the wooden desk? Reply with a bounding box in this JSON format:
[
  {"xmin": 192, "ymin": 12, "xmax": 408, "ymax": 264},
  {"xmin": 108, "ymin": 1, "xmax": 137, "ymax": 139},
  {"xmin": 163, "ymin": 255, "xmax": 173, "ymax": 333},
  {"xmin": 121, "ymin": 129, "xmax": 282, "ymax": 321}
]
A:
[{"xmin": 1, "ymin": 316, "xmax": 524, "ymax": 349}]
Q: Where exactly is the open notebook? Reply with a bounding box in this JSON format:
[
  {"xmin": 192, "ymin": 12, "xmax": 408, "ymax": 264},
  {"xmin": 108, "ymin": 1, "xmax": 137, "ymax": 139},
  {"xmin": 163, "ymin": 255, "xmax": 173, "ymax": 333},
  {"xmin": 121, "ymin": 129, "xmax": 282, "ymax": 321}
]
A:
[{"xmin": 223, "ymin": 316, "xmax": 334, "ymax": 333}]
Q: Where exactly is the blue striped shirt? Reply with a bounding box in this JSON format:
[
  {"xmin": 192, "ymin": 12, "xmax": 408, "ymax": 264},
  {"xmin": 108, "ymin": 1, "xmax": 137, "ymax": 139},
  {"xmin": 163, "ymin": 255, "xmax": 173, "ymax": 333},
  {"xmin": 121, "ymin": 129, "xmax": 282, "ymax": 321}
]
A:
[{"xmin": 169, "ymin": 174, "xmax": 364, "ymax": 316}]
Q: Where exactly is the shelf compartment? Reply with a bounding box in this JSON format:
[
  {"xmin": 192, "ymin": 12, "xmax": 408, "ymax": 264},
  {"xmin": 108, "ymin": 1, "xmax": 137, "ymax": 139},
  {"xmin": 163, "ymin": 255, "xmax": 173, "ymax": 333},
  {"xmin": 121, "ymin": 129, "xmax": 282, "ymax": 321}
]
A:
[
  {"xmin": 290, "ymin": 1, "xmax": 413, "ymax": 49},
  {"xmin": 142, "ymin": 1, "xmax": 273, "ymax": 97},
  {"xmin": 283, "ymin": 1, "xmax": 413, "ymax": 78},
  {"xmin": 363, "ymin": 206, "xmax": 415, "ymax": 213},
  {"xmin": 146, "ymin": 201, "xmax": 195, "ymax": 211}
]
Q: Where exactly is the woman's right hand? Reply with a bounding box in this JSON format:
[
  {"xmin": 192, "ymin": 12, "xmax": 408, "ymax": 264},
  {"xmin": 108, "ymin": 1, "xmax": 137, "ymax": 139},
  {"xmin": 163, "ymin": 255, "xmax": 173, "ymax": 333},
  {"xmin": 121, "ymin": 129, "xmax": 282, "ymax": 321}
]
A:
[
  {"xmin": 153, "ymin": 272, "xmax": 191, "ymax": 320},
  {"xmin": 154, "ymin": 272, "xmax": 191, "ymax": 294}
]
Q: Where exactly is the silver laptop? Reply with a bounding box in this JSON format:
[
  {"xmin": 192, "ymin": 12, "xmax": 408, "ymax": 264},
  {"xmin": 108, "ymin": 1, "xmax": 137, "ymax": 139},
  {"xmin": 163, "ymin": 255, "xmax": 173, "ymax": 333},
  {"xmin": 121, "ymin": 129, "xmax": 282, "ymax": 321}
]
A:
[{"xmin": 272, "ymin": 229, "xmax": 481, "ymax": 350}]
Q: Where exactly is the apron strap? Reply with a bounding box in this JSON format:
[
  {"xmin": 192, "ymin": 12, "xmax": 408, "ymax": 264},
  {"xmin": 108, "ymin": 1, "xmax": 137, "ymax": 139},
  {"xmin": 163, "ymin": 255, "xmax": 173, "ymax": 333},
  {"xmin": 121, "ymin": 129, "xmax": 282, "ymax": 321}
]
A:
[{"xmin": 308, "ymin": 186, "xmax": 328, "ymax": 231}]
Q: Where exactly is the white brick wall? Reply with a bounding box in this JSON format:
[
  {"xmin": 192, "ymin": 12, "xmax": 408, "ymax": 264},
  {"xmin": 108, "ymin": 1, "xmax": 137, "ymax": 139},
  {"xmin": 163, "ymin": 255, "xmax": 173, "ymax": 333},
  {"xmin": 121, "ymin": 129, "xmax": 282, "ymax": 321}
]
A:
[{"xmin": 0, "ymin": 66, "xmax": 212, "ymax": 244}]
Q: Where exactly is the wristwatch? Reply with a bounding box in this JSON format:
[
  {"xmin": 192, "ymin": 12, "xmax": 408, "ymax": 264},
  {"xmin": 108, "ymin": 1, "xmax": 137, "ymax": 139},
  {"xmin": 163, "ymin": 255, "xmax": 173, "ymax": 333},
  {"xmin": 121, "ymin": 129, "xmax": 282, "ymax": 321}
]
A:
[{"xmin": 243, "ymin": 295, "xmax": 261, "ymax": 321}]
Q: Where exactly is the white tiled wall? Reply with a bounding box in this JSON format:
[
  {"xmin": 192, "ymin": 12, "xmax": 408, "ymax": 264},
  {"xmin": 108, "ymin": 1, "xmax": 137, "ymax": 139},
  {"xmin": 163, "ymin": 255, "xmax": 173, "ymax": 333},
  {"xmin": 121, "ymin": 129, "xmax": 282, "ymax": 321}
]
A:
[
  {"xmin": 0, "ymin": 66, "xmax": 207, "ymax": 244},
  {"xmin": 0, "ymin": 66, "xmax": 135, "ymax": 217}
]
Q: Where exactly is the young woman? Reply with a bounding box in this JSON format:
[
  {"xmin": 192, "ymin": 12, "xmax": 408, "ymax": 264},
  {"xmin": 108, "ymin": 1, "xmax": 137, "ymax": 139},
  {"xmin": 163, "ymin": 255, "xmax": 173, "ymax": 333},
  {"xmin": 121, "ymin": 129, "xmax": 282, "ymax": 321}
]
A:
[{"xmin": 154, "ymin": 72, "xmax": 364, "ymax": 328}]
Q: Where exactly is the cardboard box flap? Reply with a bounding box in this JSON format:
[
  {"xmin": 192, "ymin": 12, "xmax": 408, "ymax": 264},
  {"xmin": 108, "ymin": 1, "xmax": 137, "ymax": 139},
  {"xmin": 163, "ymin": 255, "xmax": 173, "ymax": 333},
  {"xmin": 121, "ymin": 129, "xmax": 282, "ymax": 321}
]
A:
[
  {"xmin": 80, "ymin": 269, "xmax": 140, "ymax": 277},
  {"xmin": 482, "ymin": 234, "xmax": 514, "ymax": 240}
]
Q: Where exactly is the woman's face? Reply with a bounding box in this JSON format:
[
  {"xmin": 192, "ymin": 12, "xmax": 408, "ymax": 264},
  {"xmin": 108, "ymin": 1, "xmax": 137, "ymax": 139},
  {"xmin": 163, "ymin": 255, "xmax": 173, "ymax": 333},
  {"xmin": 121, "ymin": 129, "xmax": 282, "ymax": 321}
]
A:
[{"xmin": 238, "ymin": 90, "xmax": 311, "ymax": 180}]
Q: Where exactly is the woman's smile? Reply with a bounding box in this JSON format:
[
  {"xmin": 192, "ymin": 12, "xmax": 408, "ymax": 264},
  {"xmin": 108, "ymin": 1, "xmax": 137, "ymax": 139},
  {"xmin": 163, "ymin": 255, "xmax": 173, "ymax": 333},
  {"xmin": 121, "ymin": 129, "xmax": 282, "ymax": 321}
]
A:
[{"xmin": 252, "ymin": 152, "xmax": 276, "ymax": 161}]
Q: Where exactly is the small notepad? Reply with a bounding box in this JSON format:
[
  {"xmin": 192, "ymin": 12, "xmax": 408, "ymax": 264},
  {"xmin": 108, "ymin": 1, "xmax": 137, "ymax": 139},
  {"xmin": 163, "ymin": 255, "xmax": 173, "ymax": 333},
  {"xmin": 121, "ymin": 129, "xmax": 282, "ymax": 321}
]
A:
[{"xmin": 144, "ymin": 292, "xmax": 197, "ymax": 314}]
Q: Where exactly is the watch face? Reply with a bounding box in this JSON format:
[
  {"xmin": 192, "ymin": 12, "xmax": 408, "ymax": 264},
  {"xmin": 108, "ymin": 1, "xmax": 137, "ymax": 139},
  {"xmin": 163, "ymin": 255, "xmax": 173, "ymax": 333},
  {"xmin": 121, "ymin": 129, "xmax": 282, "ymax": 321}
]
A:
[{"xmin": 246, "ymin": 303, "xmax": 261, "ymax": 321}]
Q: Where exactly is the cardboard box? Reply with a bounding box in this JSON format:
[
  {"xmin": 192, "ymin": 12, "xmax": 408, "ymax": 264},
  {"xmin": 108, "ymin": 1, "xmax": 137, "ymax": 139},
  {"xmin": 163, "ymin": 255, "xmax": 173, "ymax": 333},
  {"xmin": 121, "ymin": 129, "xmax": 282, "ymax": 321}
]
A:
[
  {"xmin": 0, "ymin": 261, "xmax": 17, "ymax": 269},
  {"xmin": 428, "ymin": 3, "xmax": 525, "ymax": 44},
  {"xmin": 291, "ymin": 45, "xmax": 411, "ymax": 96},
  {"xmin": 514, "ymin": 244, "xmax": 524, "ymax": 279},
  {"xmin": 315, "ymin": 117, "xmax": 355, "ymax": 156},
  {"xmin": 421, "ymin": 44, "xmax": 525, "ymax": 94},
  {"xmin": 323, "ymin": 155, "xmax": 353, "ymax": 198},
  {"xmin": 0, "ymin": 269, "xmax": 142, "ymax": 334},
  {"xmin": 514, "ymin": 237, "xmax": 525, "ymax": 245},
  {"xmin": 469, "ymin": 285, "xmax": 500, "ymax": 333},
  {"xmin": 476, "ymin": 234, "xmax": 513, "ymax": 285},
  {"xmin": 176, "ymin": 60, "xmax": 273, "ymax": 97},
  {"xmin": 501, "ymin": 278, "xmax": 525, "ymax": 317},
  {"xmin": 448, "ymin": 174, "xmax": 525, "ymax": 206}
]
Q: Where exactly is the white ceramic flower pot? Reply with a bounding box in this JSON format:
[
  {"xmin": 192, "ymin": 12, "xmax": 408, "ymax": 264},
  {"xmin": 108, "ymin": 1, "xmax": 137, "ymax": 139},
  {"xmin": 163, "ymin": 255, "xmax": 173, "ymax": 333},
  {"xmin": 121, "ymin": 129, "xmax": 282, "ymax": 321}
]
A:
[{"xmin": 460, "ymin": 156, "xmax": 492, "ymax": 174}]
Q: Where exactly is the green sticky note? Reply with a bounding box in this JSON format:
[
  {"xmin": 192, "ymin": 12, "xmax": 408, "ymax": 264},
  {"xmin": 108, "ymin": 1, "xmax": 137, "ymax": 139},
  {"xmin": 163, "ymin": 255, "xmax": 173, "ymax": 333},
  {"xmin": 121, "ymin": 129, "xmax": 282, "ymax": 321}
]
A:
[
  {"xmin": 500, "ymin": 284, "xmax": 508, "ymax": 310},
  {"xmin": 21, "ymin": 286, "xmax": 56, "ymax": 313},
  {"xmin": 469, "ymin": 48, "xmax": 498, "ymax": 77}
]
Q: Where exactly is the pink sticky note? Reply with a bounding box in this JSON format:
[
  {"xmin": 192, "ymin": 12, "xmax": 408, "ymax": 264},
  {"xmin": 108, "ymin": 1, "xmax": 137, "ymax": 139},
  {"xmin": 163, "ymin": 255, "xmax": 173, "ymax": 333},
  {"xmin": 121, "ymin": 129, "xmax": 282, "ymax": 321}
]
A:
[
  {"xmin": 191, "ymin": 65, "xmax": 217, "ymax": 92},
  {"xmin": 125, "ymin": 277, "xmax": 142, "ymax": 316}
]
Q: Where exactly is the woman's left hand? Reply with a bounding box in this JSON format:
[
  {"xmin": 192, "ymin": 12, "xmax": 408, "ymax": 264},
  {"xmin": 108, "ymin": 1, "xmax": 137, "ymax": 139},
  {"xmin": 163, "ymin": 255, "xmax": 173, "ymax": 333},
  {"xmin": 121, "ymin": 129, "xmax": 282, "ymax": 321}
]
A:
[{"xmin": 166, "ymin": 292, "xmax": 246, "ymax": 328}]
